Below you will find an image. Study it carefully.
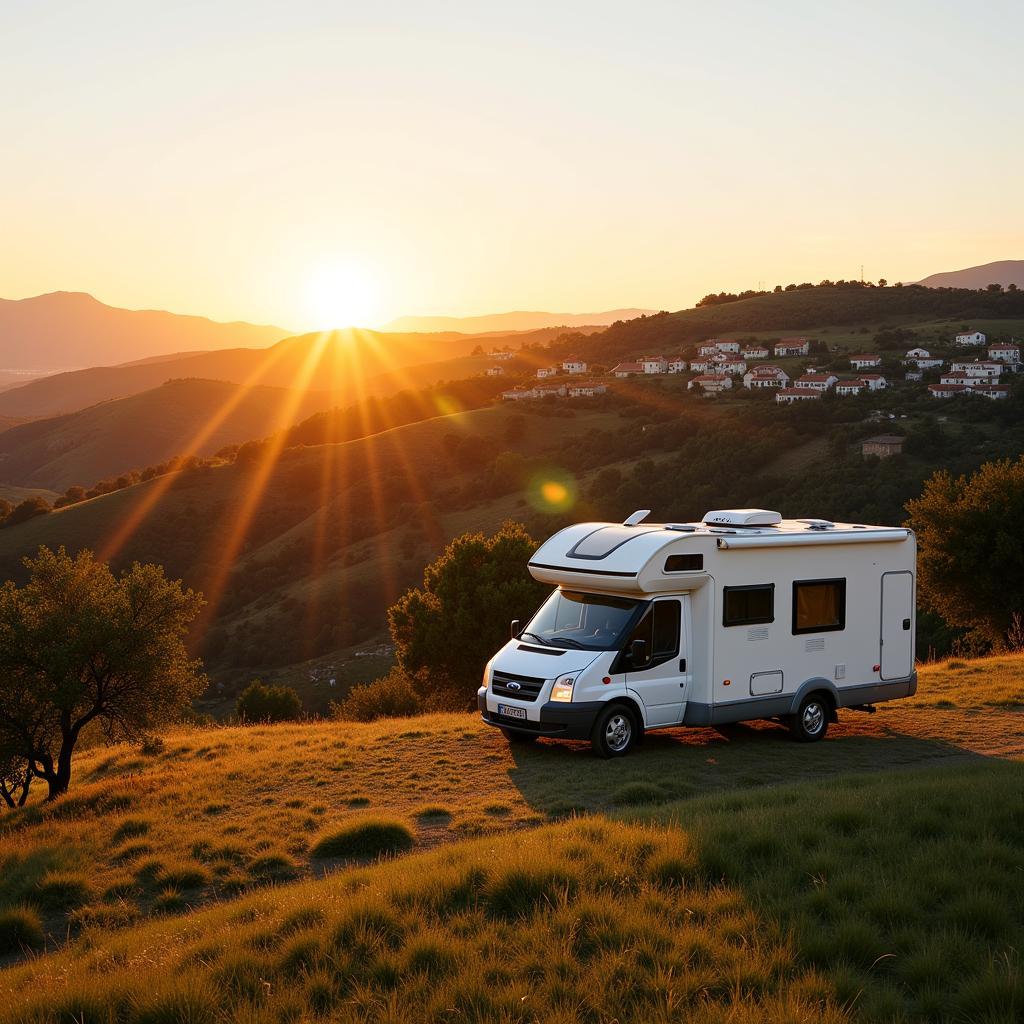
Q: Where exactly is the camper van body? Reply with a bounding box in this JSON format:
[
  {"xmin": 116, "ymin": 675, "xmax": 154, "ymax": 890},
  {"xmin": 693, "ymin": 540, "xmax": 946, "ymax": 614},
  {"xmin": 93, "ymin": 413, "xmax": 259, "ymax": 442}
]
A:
[{"xmin": 478, "ymin": 510, "xmax": 916, "ymax": 754}]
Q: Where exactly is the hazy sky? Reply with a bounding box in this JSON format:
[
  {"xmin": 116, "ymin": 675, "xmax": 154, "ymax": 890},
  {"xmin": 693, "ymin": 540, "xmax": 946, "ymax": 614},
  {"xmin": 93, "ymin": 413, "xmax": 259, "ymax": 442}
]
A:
[{"xmin": 3, "ymin": 1, "xmax": 1022, "ymax": 330}]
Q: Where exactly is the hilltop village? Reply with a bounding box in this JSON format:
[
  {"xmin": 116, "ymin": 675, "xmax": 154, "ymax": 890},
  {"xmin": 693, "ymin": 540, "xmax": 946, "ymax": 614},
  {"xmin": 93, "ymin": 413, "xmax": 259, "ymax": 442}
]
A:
[{"xmin": 494, "ymin": 329, "xmax": 1019, "ymax": 405}]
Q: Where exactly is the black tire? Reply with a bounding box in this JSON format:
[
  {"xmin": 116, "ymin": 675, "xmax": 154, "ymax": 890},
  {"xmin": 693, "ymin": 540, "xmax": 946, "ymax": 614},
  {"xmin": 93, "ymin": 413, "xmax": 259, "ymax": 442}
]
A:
[
  {"xmin": 501, "ymin": 728, "xmax": 537, "ymax": 745},
  {"xmin": 789, "ymin": 693, "xmax": 831, "ymax": 742},
  {"xmin": 590, "ymin": 703, "xmax": 639, "ymax": 759}
]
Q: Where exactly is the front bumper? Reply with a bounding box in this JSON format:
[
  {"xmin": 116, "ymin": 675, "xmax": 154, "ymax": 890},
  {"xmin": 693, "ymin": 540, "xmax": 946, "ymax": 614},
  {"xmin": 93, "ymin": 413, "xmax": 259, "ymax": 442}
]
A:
[{"xmin": 478, "ymin": 688, "xmax": 603, "ymax": 741}]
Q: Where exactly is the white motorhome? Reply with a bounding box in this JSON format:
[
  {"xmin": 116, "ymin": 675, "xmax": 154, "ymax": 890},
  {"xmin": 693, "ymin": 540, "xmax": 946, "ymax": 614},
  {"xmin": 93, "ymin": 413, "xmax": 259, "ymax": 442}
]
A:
[{"xmin": 478, "ymin": 509, "xmax": 916, "ymax": 757}]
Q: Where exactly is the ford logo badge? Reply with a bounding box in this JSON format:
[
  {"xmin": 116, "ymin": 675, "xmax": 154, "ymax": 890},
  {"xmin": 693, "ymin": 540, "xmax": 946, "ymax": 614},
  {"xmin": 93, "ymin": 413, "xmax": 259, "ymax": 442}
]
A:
[{"xmin": 507, "ymin": 681, "xmax": 521, "ymax": 690}]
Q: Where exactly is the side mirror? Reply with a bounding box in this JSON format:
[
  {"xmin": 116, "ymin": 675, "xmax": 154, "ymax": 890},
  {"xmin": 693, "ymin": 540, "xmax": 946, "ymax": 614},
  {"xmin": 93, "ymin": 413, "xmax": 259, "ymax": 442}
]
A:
[
  {"xmin": 630, "ymin": 639, "xmax": 650, "ymax": 668},
  {"xmin": 511, "ymin": 619, "xmax": 521, "ymax": 639}
]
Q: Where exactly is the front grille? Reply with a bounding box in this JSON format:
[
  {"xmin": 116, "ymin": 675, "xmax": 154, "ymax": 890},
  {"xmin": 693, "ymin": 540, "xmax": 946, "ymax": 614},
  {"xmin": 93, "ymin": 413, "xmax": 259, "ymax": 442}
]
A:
[{"xmin": 492, "ymin": 670, "xmax": 546, "ymax": 703}]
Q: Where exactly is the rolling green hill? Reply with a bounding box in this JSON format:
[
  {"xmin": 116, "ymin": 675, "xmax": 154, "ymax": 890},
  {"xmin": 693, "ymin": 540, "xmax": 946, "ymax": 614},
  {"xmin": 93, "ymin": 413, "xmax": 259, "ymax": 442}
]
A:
[
  {"xmin": 0, "ymin": 655, "xmax": 1021, "ymax": 1022},
  {"xmin": 0, "ymin": 379, "xmax": 339, "ymax": 491}
]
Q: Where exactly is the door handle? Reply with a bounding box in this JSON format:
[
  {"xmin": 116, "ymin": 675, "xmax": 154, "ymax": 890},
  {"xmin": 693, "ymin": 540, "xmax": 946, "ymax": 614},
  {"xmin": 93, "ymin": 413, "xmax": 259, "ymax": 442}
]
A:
[
  {"xmin": 679, "ymin": 658, "xmax": 686, "ymax": 672},
  {"xmin": 902, "ymin": 618, "xmax": 911, "ymax": 631}
]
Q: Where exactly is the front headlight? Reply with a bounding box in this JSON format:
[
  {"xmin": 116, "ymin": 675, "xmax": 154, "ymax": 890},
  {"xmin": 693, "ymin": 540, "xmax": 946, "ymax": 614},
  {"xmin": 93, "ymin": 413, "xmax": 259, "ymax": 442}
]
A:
[{"xmin": 550, "ymin": 674, "xmax": 577, "ymax": 703}]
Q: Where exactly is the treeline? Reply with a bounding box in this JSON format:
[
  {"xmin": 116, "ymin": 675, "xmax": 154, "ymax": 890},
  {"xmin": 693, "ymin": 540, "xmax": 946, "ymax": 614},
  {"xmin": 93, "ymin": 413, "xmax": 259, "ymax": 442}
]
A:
[{"xmin": 551, "ymin": 284, "xmax": 1024, "ymax": 365}]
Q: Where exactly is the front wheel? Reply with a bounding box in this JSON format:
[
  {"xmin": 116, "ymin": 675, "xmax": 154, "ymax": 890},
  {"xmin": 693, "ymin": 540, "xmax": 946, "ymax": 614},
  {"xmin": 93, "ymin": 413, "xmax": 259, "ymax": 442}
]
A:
[
  {"xmin": 789, "ymin": 694, "xmax": 830, "ymax": 742},
  {"xmin": 591, "ymin": 704, "xmax": 638, "ymax": 759}
]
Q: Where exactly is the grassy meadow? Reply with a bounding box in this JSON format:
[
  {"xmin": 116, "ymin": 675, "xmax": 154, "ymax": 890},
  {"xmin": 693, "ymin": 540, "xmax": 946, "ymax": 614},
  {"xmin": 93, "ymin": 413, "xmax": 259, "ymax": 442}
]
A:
[{"xmin": 0, "ymin": 654, "xmax": 1022, "ymax": 1021}]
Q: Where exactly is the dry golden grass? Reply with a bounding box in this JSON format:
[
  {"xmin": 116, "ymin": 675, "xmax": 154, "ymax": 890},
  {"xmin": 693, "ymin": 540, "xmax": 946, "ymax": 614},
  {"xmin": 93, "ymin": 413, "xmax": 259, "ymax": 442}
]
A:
[
  {"xmin": 0, "ymin": 654, "xmax": 1021, "ymax": 1020},
  {"xmin": 2, "ymin": 653, "xmax": 1022, "ymax": 957}
]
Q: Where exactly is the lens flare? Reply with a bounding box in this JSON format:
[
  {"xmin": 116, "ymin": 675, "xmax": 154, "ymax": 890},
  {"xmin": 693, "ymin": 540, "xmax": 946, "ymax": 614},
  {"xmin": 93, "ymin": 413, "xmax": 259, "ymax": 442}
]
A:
[{"xmin": 529, "ymin": 470, "xmax": 577, "ymax": 512}]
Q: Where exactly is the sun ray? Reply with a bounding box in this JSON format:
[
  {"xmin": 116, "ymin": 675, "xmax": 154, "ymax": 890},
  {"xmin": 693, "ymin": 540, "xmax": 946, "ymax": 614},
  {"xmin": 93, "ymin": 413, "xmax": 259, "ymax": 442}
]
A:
[{"xmin": 97, "ymin": 338, "xmax": 301, "ymax": 564}]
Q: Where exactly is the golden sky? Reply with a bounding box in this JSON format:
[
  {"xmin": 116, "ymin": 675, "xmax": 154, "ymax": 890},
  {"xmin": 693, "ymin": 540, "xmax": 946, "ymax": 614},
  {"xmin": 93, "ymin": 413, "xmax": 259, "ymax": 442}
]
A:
[{"xmin": 2, "ymin": 1, "xmax": 1022, "ymax": 331}]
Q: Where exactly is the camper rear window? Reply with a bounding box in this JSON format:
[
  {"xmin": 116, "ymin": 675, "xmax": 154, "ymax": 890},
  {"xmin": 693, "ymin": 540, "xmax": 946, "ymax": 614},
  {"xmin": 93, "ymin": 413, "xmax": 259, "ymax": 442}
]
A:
[
  {"xmin": 792, "ymin": 579, "xmax": 846, "ymax": 634},
  {"xmin": 722, "ymin": 584, "xmax": 774, "ymax": 626}
]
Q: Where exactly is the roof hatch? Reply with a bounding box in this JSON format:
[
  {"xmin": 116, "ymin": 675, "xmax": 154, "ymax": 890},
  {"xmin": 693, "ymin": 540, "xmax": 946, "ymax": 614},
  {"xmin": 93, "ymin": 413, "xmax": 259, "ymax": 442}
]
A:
[{"xmin": 702, "ymin": 509, "xmax": 782, "ymax": 528}]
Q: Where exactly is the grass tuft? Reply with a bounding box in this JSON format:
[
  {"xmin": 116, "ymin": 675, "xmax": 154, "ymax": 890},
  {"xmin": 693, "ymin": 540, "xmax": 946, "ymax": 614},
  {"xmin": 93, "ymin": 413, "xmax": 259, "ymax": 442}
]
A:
[
  {"xmin": 310, "ymin": 819, "xmax": 414, "ymax": 861},
  {"xmin": 611, "ymin": 781, "xmax": 666, "ymax": 806},
  {"xmin": 0, "ymin": 907, "xmax": 44, "ymax": 954}
]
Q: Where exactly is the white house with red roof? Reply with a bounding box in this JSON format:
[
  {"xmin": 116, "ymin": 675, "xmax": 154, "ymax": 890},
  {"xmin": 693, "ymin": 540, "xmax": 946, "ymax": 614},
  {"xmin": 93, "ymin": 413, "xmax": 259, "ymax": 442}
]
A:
[
  {"xmin": 955, "ymin": 330, "xmax": 986, "ymax": 347},
  {"xmin": 711, "ymin": 355, "xmax": 747, "ymax": 375},
  {"xmin": 974, "ymin": 385, "xmax": 1009, "ymax": 400},
  {"xmin": 742, "ymin": 365, "xmax": 789, "ymax": 389},
  {"xmin": 988, "ymin": 342, "xmax": 1020, "ymax": 365},
  {"xmin": 859, "ymin": 374, "xmax": 887, "ymax": 391},
  {"xmin": 561, "ymin": 358, "xmax": 588, "ymax": 374},
  {"xmin": 714, "ymin": 340, "xmax": 741, "ymax": 354},
  {"xmin": 929, "ymin": 383, "xmax": 968, "ymax": 398},
  {"xmin": 697, "ymin": 343, "xmax": 721, "ymax": 357},
  {"xmin": 687, "ymin": 373, "xmax": 732, "ymax": 393},
  {"xmin": 835, "ymin": 379, "xmax": 867, "ymax": 396},
  {"xmin": 667, "ymin": 356, "xmax": 688, "ymax": 373},
  {"xmin": 774, "ymin": 337, "xmax": 811, "ymax": 357},
  {"xmin": 568, "ymin": 381, "xmax": 607, "ymax": 397},
  {"xmin": 776, "ymin": 387, "xmax": 821, "ymax": 404},
  {"xmin": 611, "ymin": 361, "xmax": 642, "ymax": 377},
  {"xmin": 741, "ymin": 345, "xmax": 770, "ymax": 360},
  {"xmin": 485, "ymin": 366, "xmax": 505, "ymax": 376},
  {"xmin": 903, "ymin": 347, "xmax": 943, "ymax": 369},
  {"xmin": 641, "ymin": 356, "xmax": 668, "ymax": 374},
  {"xmin": 795, "ymin": 372, "xmax": 838, "ymax": 391},
  {"xmin": 950, "ymin": 360, "xmax": 1002, "ymax": 378},
  {"xmin": 939, "ymin": 371, "xmax": 979, "ymax": 387},
  {"xmin": 536, "ymin": 366, "xmax": 558, "ymax": 379},
  {"xmin": 850, "ymin": 354, "xmax": 882, "ymax": 370}
]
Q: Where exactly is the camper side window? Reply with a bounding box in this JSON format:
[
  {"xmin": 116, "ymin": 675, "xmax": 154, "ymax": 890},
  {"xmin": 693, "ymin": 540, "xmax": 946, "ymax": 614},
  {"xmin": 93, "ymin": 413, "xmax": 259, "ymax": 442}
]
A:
[
  {"xmin": 723, "ymin": 584, "xmax": 774, "ymax": 626},
  {"xmin": 621, "ymin": 600, "xmax": 680, "ymax": 670},
  {"xmin": 792, "ymin": 579, "xmax": 846, "ymax": 634}
]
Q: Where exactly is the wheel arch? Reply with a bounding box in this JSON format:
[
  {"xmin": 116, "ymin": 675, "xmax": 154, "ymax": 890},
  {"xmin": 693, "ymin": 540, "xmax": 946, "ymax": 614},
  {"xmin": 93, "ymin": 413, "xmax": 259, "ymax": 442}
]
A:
[{"xmin": 789, "ymin": 678, "xmax": 839, "ymax": 718}]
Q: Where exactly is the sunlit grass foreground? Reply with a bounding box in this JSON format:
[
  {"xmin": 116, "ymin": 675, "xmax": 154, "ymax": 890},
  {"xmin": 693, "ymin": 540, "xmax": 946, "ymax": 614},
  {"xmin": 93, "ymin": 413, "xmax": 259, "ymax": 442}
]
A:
[{"xmin": 1, "ymin": 759, "xmax": 1022, "ymax": 1024}]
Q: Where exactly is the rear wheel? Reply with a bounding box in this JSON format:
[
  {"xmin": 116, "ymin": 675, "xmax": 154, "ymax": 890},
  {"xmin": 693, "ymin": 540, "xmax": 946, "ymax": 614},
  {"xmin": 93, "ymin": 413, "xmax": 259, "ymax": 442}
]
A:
[
  {"xmin": 591, "ymin": 704, "xmax": 638, "ymax": 759},
  {"xmin": 789, "ymin": 694, "xmax": 830, "ymax": 742},
  {"xmin": 501, "ymin": 728, "xmax": 537, "ymax": 746}
]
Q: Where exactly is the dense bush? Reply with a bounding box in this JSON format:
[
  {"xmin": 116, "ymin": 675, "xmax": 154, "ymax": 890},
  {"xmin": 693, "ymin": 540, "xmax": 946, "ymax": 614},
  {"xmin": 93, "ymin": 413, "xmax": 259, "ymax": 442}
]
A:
[
  {"xmin": 332, "ymin": 669, "xmax": 421, "ymax": 722},
  {"xmin": 0, "ymin": 907, "xmax": 44, "ymax": 955},
  {"xmin": 235, "ymin": 682, "xmax": 302, "ymax": 723}
]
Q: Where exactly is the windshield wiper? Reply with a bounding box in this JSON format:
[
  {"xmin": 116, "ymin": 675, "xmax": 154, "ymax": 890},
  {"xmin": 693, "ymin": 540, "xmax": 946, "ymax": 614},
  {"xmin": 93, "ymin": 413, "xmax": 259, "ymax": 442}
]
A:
[
  {"xmin": 519, "ymin": 631, "xmax": 550, "ymax": 646},
  {"xmin": 552, "ymin": 637, "xmax": 588, "ymax": 649}
]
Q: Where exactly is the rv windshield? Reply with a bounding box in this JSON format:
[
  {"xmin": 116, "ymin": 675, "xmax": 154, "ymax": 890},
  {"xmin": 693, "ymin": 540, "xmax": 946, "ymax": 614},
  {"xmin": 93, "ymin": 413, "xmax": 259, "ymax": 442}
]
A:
[{"xmin": 521, "ymin": 590, "xmax": 645, "ymax": 651}]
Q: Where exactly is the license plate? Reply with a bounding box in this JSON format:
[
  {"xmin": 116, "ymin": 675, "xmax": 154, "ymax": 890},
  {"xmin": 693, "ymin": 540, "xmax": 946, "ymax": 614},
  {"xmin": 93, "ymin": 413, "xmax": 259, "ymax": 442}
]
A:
[{"xmin": 498, "ymin": 704, "xmax": 527, "ymax": 720}]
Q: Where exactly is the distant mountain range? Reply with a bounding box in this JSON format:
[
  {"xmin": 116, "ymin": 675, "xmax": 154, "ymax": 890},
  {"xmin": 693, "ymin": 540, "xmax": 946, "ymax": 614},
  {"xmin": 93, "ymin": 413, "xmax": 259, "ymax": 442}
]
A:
[
  {"xmin": 379, "ymin": 308, "xmax": 654, "ymax": 334},
  {"xmin": 915, "ymin": 260, "xmax": 1024, "ymax": 290},
  {"xmin": 0, "ymin": 292, "xmax": 292, "ymax": 372}
]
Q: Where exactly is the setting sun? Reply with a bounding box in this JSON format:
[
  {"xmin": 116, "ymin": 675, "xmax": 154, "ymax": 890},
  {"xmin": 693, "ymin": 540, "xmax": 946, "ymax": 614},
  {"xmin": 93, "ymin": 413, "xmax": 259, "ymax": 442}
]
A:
[{"xmin": 305, "ymin": 263, "xmax": 380, "ymax": 329}]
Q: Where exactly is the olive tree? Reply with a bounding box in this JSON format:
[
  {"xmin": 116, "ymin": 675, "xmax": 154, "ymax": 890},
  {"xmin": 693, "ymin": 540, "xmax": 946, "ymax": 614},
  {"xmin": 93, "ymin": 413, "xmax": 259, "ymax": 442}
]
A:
[
  {"xmin": 905, "ymin": 457, "xmax": 1024, "ymax": 647},
  {"xmin": 388, "ymin": 522, "xmax": 547, "ymax": 706},
  {"xmin": 0, "ymin": 546, "xmax": 206, "ymax": 802}
]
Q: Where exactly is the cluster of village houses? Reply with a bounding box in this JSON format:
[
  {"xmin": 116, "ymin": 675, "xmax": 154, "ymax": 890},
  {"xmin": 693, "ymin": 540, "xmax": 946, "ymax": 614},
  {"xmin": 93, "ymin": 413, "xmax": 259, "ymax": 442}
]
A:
[{"xmin": 494, "ymin": 330, "xmax": 1019, "ymax": 404}]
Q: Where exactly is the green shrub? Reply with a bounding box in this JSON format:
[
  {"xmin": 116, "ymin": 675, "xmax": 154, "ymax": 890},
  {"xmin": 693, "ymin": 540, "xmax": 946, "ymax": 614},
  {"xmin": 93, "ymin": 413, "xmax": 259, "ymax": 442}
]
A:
[
  {"xmin": 332, "ymin": 669, "xmax": 421, "ymax": 722},
  {"xmin": 611, "ymin": 781, "xmax": 666, "ymax": 806},
  {"xmin": 33, "ymin": 871, "xmax": 91, "ymax": 911},
  {"xmin": 310, "ymin": 818, "xmax": 414, "ymax": 860},
  {"xmin": 0, "ymin": 907, "xmax": 44, "ymax": 954},
  {"xmin": 235, "ymin": 681, "xmax": 302, "ymax": 723}
]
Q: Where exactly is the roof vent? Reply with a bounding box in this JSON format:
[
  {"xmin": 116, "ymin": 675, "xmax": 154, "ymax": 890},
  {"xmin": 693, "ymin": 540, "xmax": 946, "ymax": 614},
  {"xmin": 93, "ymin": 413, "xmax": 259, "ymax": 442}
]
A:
[
  {"xmin": 702, "ymin": 509, "xmax": 782, "ymax": 528},
  {"xmin": 623, "ymin": 509, "xmax": 651, "ymax": 526},
  {"xmin": 797, "ymin": 518, "xmax": 835, "ymax": 530}
]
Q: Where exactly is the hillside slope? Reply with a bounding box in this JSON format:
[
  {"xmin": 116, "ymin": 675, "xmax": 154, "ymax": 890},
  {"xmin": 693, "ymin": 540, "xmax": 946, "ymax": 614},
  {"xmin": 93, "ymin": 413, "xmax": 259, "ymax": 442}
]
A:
[
  {"xmin": 382, "ymin": 307, "xmax": 654, "ymax": 333},
  {"xmin": 0, "ymin": 379, "xmax": 338, "ymax": 491},
  {"xmin": 0, "ymin": 325, "xmax": 580, "ymax": 419},
  {"xmin": 0, "ymin": 292, "xmax": 290, "ymax": 372},
  {"xmin": 0, "ymin": 656, "xmax": 1021, "ymax": 1022},
  {"xmin": 916, "ymin": 259, "xmax": 1024, "ymax": 290}
]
